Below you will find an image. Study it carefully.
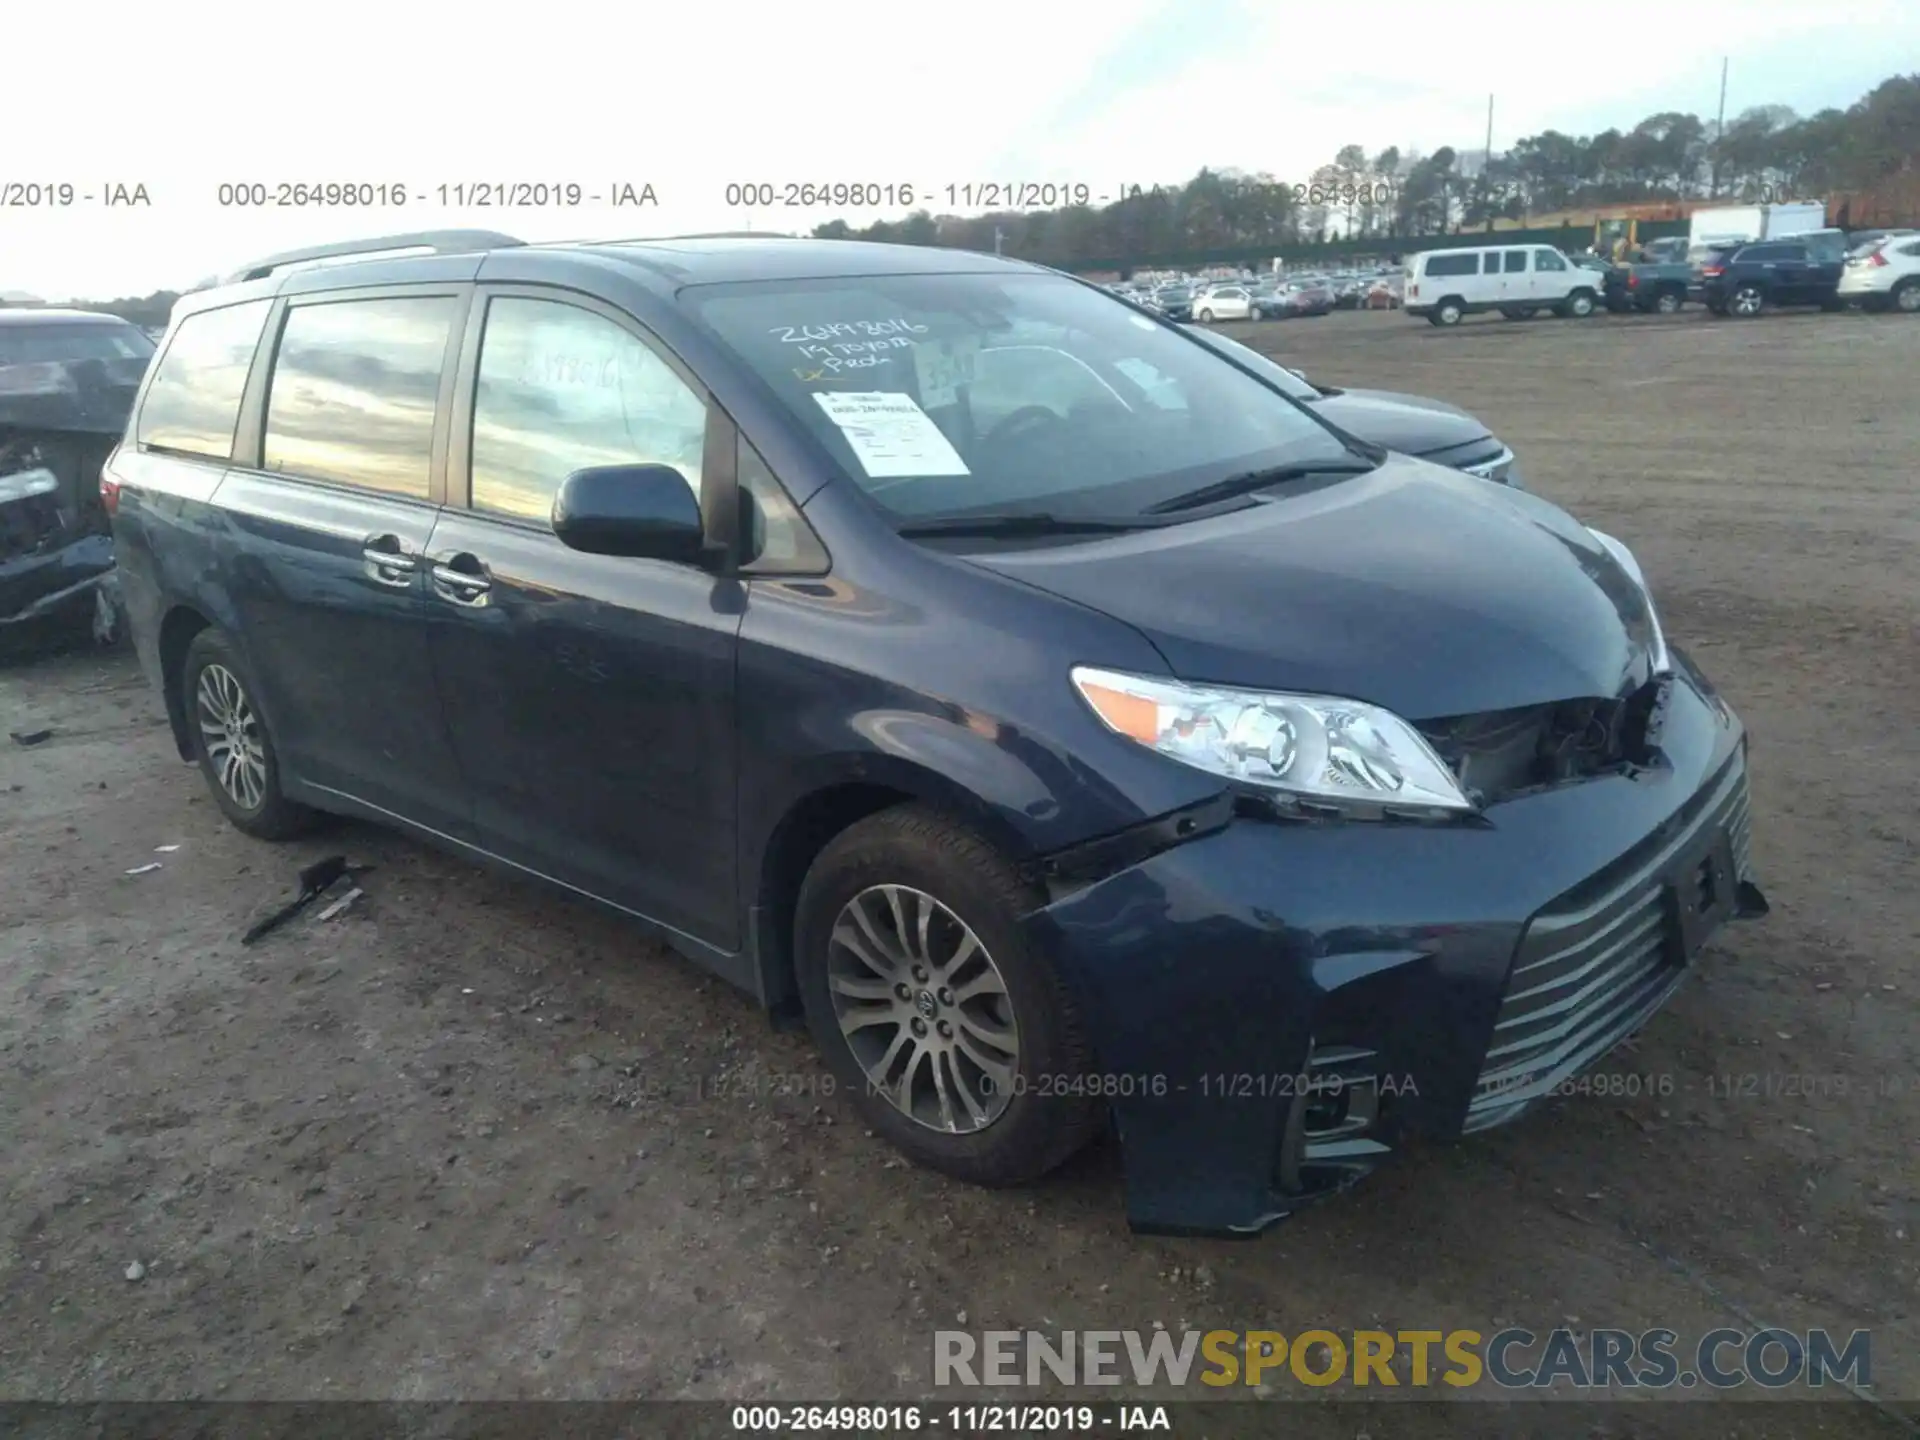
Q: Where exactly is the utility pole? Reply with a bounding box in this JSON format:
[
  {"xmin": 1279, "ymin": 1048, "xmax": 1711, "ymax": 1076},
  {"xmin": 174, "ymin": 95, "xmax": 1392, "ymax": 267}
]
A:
[
  {"xmin": 993, "ymin": 225, "xmax": 1005, "ymax": 256},
  {"xmin": 1483, "ymin": 92, "xmax": 1496, "ymax": 231},
  {"xmin": 1710, "ymin": 57, "xmax": 1728, "ymax": 198}
]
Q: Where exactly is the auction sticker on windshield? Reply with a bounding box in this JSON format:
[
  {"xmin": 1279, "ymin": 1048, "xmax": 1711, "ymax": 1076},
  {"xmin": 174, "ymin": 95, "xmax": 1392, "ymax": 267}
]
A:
[
  {"xmin": 813, "ymin": 391, "xmax": 970, "ymax": 479},
  {"xmin": 912, "ymin": 336, "xmax": 980, "ymax": 409}
]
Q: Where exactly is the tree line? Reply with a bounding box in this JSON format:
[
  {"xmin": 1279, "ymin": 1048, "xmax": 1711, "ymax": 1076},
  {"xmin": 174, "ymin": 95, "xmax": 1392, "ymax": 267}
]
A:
[{"xmin": 808, "ymin": 73, "xmax": 1919, "ymax": 264}]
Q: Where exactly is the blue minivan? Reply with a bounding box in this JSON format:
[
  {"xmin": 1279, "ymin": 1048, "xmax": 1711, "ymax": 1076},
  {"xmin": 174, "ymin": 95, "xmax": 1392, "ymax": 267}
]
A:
[{"xmin": 105, "ymin": 230, "xmax": 1766, "ymax": 1235}]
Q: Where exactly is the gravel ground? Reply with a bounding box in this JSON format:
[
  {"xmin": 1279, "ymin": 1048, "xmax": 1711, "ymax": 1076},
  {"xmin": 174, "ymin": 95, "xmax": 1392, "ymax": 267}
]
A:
[{"xmin": 2, "ymin": 305, "xmax": 1916, "ymax": 1439}]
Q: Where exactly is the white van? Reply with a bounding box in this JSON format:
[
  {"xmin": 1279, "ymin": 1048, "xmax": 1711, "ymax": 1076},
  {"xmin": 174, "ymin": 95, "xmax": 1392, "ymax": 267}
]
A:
[{"xmin": 1404, "ymin": 244, "xmax": 1603, "ymax": 326}]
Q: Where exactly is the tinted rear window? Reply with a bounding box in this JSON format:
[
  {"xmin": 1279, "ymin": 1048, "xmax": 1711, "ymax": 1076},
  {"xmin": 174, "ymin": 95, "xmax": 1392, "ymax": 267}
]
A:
[
  {"xmin": 262, "ymin": 296, "xmax": 457, "ymax": 498},
  {"xmin": 0, "ymin": 322, "xmax": 154, "ymax": 365},
  {"xmin": 135, "ymin": 300, "xmax": 272, "ymax": 461},
  {"xmin": 1421, "ymin": 253, "xmax": 1478, "ymax": 278}
]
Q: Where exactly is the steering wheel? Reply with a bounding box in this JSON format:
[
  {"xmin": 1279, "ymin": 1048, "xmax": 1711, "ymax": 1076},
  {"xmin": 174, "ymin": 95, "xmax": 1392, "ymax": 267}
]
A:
[{"xmin": 982, "ymin": 405, "xmax": 1069, "ymax": 448}]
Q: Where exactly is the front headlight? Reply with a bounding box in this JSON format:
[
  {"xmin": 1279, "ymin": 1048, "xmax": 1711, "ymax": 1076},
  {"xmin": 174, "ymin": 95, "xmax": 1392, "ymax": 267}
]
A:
[
  {"xmin": 1071, "ymin": 666, "xmax": 1475, "ymax": 817},
  {"xmin": 1585, "ymin": 529, "xmax": 1671, "ymax": 675}
]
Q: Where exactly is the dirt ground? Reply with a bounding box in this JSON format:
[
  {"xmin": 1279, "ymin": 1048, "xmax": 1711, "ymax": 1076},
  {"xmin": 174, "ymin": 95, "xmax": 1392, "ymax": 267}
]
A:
[{"xmin": 3, "ymin": 306, "xmax": 1916, "ymax": 1438}]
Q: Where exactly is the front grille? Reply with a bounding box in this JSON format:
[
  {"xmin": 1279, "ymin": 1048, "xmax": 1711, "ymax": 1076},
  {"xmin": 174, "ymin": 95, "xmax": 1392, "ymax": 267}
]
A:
[
  {"xmin": 1459, "ymin": 446, "xmax": 1515, "ymax": 483},
  {"xmin": 1464, "ymin": 755, "xmax": 1752, "ymax": 1133}
]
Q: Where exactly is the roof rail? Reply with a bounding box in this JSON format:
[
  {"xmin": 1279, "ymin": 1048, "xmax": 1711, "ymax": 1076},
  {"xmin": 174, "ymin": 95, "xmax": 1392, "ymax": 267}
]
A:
[
  {"xmin": 539, "ymin": 231, "xmax": 801, "ymax": 246},
  {"xmin": 221, "ymin": 229, "xmax": 527, "ymax": 284}
]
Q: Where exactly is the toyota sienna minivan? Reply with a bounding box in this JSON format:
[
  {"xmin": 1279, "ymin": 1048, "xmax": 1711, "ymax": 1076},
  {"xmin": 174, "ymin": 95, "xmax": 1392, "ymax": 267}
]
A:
[{"xmin": 106, "ymin": 230, "xmax": 1766, "ymax": 1235}]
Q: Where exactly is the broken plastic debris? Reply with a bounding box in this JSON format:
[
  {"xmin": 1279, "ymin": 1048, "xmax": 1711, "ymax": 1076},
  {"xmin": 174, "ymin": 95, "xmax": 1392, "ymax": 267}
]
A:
[
  {"xmin": 9, "ymin": 729, "xmax": 54, "ymax": 747},
  {"xmin": 240, "ymin": 854, "xmax": 375, "ymax": 945},
  {"xmin": 316, "ymin": 887, "xmax": 363, "ymax": 922},
  {"xmin": 125, "ymin": 862, "xmax": 163, "ymax": 876},
  {"xmin": 154, "ymin": 844, "xmax": 181, "ymax": 853}
]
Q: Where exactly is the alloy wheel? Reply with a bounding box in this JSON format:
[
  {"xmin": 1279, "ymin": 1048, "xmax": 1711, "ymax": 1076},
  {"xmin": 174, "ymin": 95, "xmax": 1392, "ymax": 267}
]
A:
[
  {"xmin": 1732, "ymin": 287, "xmax": 1763, "ymax": 317},
  {"xmin": 825, "ymin": 884, "xmax": 1019, "ymax": 1134},
  {"xmin": 196, "ymin": 662, "xmax": 268, "ymax": 810},
  {"xmin": 1896, "ymin": 283, "xmax": 1920, "ymax": 313}
]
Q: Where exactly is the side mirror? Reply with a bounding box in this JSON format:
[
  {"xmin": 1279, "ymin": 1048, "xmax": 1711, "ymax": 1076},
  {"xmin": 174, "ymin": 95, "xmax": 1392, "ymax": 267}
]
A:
[{"xmin": 551, "ymin": 464, "xmax": 706, "ymax": 563}]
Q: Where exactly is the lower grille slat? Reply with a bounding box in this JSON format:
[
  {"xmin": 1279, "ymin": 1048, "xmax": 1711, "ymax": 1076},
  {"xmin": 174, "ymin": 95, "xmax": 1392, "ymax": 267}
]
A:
[{"xmin": 1466, "ymin": 754, "xmax": 1753, "ymax": 1128}]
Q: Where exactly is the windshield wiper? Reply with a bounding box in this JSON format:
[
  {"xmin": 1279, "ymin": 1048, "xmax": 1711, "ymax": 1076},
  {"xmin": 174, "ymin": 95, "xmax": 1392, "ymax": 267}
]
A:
[
  {"xmin": 896, "ymin": 511, "xmax": 1165, "ymax": 538},
  {"xmin": 1144, "ymin": 457, "xmax": 1378, "ymax": 515}
]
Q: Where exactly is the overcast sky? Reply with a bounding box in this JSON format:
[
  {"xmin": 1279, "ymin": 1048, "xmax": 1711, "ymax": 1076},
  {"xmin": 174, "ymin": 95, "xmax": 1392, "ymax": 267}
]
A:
[{"xmin": 8, "ymin": 0, "xmax": 1916, "ymax": 300}]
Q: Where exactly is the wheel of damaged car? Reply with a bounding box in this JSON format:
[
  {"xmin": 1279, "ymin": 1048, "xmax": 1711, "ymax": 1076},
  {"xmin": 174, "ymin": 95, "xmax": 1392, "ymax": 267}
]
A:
[
  {"xmin": 181, "ymin": 628, "xmax": 320, "ymax": 841},
  {"xmin": 794, "ymin": 805, "xmax": 1100, "ymax": 1187},
  {"xmin": 1653, "ymin": 289, "xmax": 1684, "ymax": 314}
]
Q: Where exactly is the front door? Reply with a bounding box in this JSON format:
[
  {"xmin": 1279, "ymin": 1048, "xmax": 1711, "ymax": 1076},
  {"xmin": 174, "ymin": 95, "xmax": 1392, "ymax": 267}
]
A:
[
  {"xmin": 217, "ymin": 288, "xmax": 474, "ymax": 836},
  {"xmin": 422, "ymin": 289, "xmax": 743, "ymax": 949}
]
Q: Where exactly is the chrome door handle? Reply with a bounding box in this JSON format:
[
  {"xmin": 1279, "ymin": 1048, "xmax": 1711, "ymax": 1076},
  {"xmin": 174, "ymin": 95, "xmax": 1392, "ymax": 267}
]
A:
[
  {"xmin": 429, "ymin": 553, "xmax": 492, "ymax": 607},
  {"xmin": 361, "ymin": 533, "xmax": 419, "ymax": 588}
]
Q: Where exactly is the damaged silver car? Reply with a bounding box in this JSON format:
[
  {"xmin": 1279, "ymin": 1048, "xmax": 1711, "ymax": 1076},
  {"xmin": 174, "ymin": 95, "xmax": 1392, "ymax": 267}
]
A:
[{"xmin": 0, "ymin": 309, "xmax": 154, "ymax": 651}]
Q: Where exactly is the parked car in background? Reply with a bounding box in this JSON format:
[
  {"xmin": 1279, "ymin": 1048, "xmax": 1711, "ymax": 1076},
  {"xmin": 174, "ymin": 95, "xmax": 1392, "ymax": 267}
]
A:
[
  {"xmin": 1152, "ymin": 285, "xmax": 1195, "ymax": 321},
  {"xmin": 107, "ymin": 228, "xmax": 1765, "ymax": 1236},
  {"xmin": 1, "ymin": 309, "xmax": 155, "ymax": 651},
  {"xmin": 1699, "ymin": 234, "xmax": 1848, "ymax": 317},
  {"xmin": 1405, "ymin": 245, "xmax": 1601, "ymax": 326},
  {"xmin": 1839, "ymin": 233, "xmax": 1920, "ymax": 312},
  {"xmin": 1193, "ymin": 284, "xmax": 1255, "ymax": 322},
  {"xmin": 1181, "ymin": 325, "xmax": 1523, "ymax": 487},
  {"xmin": 1256, "ymin": 283, "xmax": 1334, "ymax": 320}
]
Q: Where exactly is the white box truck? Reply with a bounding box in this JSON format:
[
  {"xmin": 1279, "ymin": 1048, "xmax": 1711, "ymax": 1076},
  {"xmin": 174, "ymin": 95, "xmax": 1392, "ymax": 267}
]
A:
[{"xmin": 1689, "ymin": 202, "xmax": 1828, "ymax": 247}]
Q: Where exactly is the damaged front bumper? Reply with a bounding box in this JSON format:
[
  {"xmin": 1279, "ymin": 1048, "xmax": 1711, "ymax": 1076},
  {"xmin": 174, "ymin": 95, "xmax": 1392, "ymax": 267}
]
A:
[
  {"xmin": 1024, "ymin": 653, "xmax": 1767, "ymax": 1237},
  {"xmin": 1, "ymin": 528, "xmax": 116, "ymax": 631}
]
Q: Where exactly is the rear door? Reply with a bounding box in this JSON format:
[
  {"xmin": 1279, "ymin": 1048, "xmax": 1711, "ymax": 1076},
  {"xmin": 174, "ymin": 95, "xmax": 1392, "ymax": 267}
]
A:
[
  {"xmin": 1767, "ymin": 244, "xmax": 1814, "ymax": 303},
  {"xmin": 214, "ymin": 285, "xmax": 474, "ymax": 835},
  {"xmin": 1473, "ymin": 251, "xmax": 1506, "ymax": 307},
  {"xmin": 1502, "ymin": 248, "xmax": 1531, "ymax": 303},
  {"xmin": 421, "ymin": 286, "xmax": 744, "ymax": 948}
]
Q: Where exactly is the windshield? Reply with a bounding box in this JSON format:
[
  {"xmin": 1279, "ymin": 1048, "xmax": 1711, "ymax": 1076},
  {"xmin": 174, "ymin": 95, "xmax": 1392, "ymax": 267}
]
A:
[
  {"xmin": 0, "ymin": 322, "xmax": 156, "ymax": 365},
  {"xmin": 686, "ymin": 271, "xmax": 1354, "ymax": 521},
  {"xmin": 1178, "ymin": 326, "xmax": 1319, "ymax": 401}
]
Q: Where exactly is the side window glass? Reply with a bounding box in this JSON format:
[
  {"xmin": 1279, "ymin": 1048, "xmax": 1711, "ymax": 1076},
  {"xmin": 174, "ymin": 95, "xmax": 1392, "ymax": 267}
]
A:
[
  {"xmin": 1534, "ymin": 249, "xmax": 1567, "ymax": 272},
  {"xmin": 738, "ymin": 436, "xmax": 828, "ymax": 573},
  {"xmin": 1504, "ymin": 250, "xmax": 1528, "ymax": 274},
  {"xmin": 1482, "ymin": 253, "xmax": 1502, "ymax": 274},
  {"xmin": 136, "ymin": 299, "xmax": 272, "ymax": 460},
  {"xmin": 263, "ymin": 296, "xmax": 456, "ymax": 498},
  {"xmin": 470, "ymin": 297, "xmax": 708, "ymax": 523}
]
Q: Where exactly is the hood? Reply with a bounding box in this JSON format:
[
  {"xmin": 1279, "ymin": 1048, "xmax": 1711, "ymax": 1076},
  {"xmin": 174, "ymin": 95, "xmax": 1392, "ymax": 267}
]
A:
[
  {"xmin": 1309, "ymin": 387, "xmax": 1488, "ymax": 455},
  {"xmin": 963, "ymin": 454, "xmax": 1661, "ymax": 721}
]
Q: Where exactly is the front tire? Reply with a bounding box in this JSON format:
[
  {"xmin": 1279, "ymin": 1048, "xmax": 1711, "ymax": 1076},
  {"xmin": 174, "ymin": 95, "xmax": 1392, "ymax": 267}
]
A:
[
  {"xmin": 794, "ymin": 806, "xmax": 1100, "ymax": 1188},
  {"xmin": 1563, "ymin": 289, "xmax": 1597, "ymax": 318},
  {"xmin": 181, "ymin": 628, "xmax": 320, "ymax": 841},
  {"xmin": 1892, "ymin": 278, "xmax": 1919, "ymax": 314},
  {"xmin": 1198, "ymin": 308, "xmax": 1215, "ymax": 323}
]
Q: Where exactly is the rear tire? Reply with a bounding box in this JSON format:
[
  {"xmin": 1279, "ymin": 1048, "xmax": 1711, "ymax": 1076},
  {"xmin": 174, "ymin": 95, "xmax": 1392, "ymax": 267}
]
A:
[
  {"xmin": 1653, "ymin": 288, "xmax": 1684, "ymax": 314},
  {"xmin": 1729, "ymin": 283, "xmax": 1766, "ymax": 318},
  {"xmin": 1434, "ymin": 298, "xmax": 1465, "ymax": 326},
  {"xmin": 181, "ymin": 628, "xmax": 322, "ymax": 841},
  {"xmin": 794, "ymin": 806, "xmax": 1100, "ymax": 1188}
]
